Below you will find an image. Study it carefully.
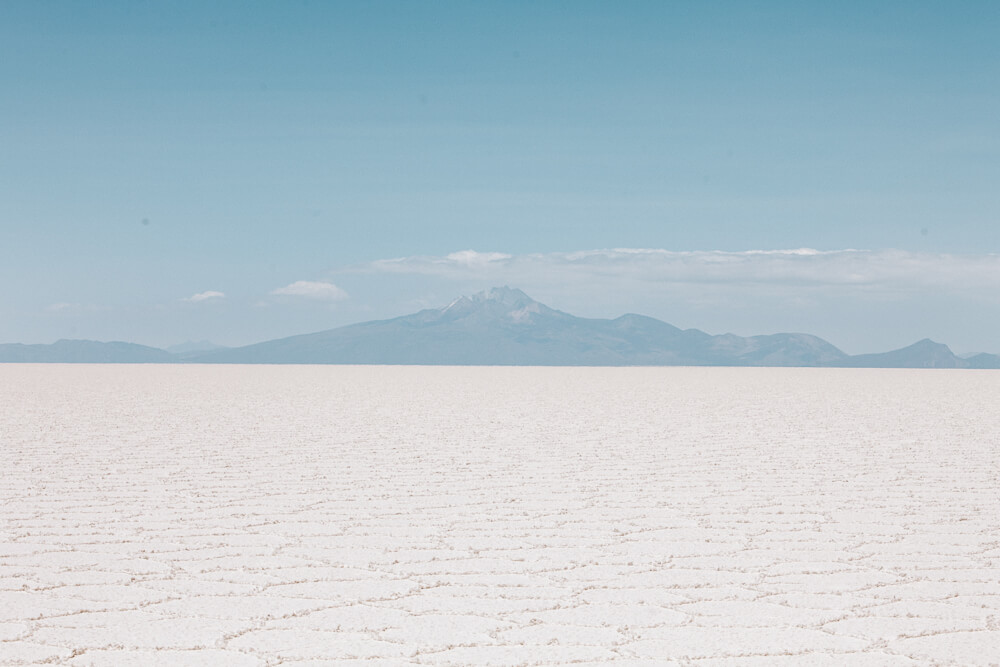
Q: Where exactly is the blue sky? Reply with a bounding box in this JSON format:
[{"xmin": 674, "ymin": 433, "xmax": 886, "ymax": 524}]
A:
[{"xmin": 2, "ymin": 1, "xmax": 999, "ymax": 353}]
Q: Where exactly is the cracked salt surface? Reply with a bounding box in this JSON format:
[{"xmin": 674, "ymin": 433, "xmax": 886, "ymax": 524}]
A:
[{"xmin": 2, "ymin": 365, "xmax": 999, "ymax": 666}]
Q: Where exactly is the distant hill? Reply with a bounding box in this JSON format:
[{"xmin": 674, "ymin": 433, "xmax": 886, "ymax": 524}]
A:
[
  {"xmin": 836, "ymin": 339, "xmax": 1000, "ymax": 369},
  {"xmin": 3, "ymin": 288, "xmax": 997, "ymax": 368},
  {"xmin": 837, "ymin": 339, "xmax": 964, "ymax": 368},
  {"xmin": 965, "ymin": 353, "xmax": 1000, "ymax": 369},
  {"xmin": 0, "ymin": 339, "xmax": 174, "ymax": 363}
]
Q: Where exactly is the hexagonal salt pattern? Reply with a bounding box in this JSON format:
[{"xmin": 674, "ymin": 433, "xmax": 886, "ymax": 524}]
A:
[{"xmin": 2, "ymin": 365, "xmax": 999, "ymax": 665}]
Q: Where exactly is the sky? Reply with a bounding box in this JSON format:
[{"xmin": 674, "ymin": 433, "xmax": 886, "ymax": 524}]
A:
[{"xmin": 2, "ymin": 1, "xmax": 999, "ymax": 354}]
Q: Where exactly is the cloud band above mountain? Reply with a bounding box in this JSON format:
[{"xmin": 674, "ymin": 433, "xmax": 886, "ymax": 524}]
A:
[{"xmin": 351, "ymin": 248, "xmax": 1000, "ymax": 294}]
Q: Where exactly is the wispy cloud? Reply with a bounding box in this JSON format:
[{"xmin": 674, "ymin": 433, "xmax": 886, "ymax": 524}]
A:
[
  {"xmin": 183, "ymin": 290, "xmax": 226, "ymax": 303},
  {"xmin": 45, "ymin": 302, "xmax": 109, "ymax": 313},
  {"xmin": 46, "ymin": 302, "xmax": 76, "ymax": 312},
  {"xmin": 270, "ymin": 280, "xmax": 349, "ymax": 301},
  {"xmin": 367, "ymin": 249, "xmax": 513, "ymax": 275},
  {"xmin": 348, "ymin": 248, "xmax": 1000, "ymax": 293},
  {"xmin": 445, "ymin": 250, "xmax": 513, "ymax": 266}
]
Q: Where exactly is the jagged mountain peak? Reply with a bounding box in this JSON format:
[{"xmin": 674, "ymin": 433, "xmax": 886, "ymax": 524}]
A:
[
  {"xmin": 471, "ymin": 286, "xmax": 532, "ymax": 304},
  {"xmin": 438, "ymin": 286, "xmax": 556, "ymax": 323},
  {"xmin": 445, "ymin": 286, "xmax": 534, "ymax": 309}
]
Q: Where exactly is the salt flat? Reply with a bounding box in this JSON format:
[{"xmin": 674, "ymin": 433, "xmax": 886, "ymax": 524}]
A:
[{"xmin": 2, "ymin": 365, "xmax": 999, "ymax": 666}]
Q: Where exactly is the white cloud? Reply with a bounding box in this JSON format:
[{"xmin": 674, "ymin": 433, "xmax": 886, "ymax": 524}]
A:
[
  {"xmin": 270, "ymin": 280, "xmax": 349, "ymax": 301},
  {"xmin": 370, "ymin": 250, "xmax": 512, "ymax": 274},
  {"xmin": 45, "ymin": 302, "xmax": 109, "ymax": 313},
  {"xmin": 184, "ymin": 290, "xmax": 226, "ymax": 303},
  {"xmin": 445, "ymin": 250, "xmax": 513, "ymax": 266},
  {"xmin": 46, "ymin": 302, "xmax": 75, "ymax": 312}
]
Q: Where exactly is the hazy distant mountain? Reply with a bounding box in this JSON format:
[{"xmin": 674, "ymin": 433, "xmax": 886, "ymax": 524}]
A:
[
  {"xmin": 955, "ymin": 350, "xmax": 1000, "ymax": 367},
  {"xmin": 963, "ymin": 353, "xmax": 1000, "ymax": 369},
  {"xmin": 835, "ymin": 339, "xmax": 1000, "ymax": 369},
  {"xmin": 0, "ymin": 339, "xmax": 174, "ymax": 363},
  {"xmin": 3, "ymin": 288, "xmax": 997, "ymax": 368},
  {"xmin": 837, "ymin": 339, "xmax": 962, "ymax": 368},
  {"xmin": 192, "ymin": 287, "xmax": 850, "ymax": 367}
]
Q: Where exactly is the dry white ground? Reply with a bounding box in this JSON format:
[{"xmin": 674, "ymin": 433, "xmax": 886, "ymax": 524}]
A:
[{"xmin": 1, "ymin": 365, "xmax": 999, "ymax": 666}]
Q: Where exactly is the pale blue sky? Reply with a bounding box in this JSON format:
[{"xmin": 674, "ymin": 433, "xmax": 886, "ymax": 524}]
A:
[{"xmin": 2, "ymin": 1, "xmax": 999, "ymax": 353}]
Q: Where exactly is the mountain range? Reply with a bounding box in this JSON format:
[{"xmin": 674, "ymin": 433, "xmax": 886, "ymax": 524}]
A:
[{"xmin": 2, "ymin": 287, "xmax": 997, "ymax": 368}]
